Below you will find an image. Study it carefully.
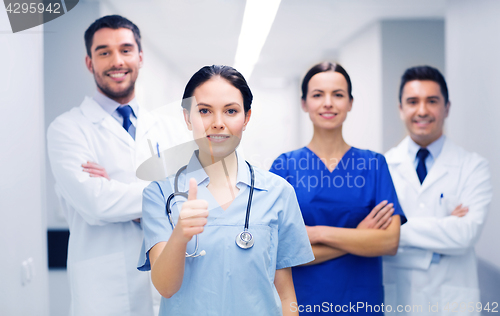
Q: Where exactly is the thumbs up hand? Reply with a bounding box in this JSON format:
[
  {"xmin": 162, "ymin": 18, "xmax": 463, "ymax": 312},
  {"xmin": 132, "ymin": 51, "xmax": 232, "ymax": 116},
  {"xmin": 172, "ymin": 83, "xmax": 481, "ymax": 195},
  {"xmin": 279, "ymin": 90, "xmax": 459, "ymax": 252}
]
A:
[{"xmin": 173, "ymin": 178, "xmax": 209, "ymax": 244}]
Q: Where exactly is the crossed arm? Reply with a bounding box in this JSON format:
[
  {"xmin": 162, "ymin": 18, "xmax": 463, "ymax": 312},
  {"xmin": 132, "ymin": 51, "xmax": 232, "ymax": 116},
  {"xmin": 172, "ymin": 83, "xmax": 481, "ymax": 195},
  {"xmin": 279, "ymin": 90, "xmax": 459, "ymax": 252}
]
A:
[
  {"xmin": 399, "ymin": 158, "xmax": 491, "ymax": 255},
  {"xmin": 305, "ymin": 198, "xmax": 474, "ymax": 266},
  {"xmin": 303, "ymin": 201, "xmax": 400, "ymax": 265},
  {"xmin": 309, "ymin": 215, "xmax": 401, "ymax": 258},
  {"xmin": 47, "ymin": 119, "xmax": 145, "ymax": 225}
]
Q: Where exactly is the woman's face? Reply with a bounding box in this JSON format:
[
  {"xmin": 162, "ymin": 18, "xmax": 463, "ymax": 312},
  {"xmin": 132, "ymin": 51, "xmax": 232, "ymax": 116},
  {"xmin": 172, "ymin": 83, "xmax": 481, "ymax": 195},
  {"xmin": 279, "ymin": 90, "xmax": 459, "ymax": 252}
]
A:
[
  {"xmin": 302, "ymin": 71, "xmax": 352, "ymax": 130},
  {"xmin": 184, "ymin": 76, "xmax": 251, "ymax": 159}
]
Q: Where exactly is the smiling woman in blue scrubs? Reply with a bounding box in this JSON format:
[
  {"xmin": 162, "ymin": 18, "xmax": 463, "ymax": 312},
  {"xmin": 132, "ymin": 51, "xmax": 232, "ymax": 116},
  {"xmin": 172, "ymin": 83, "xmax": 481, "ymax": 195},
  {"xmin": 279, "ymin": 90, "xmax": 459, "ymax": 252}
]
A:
[
  {"xmin": 138, "ymin": 65, "xmax": 314, "ymax": 316},
  {"xmin": 270, "ymin": 62, "xmax": 406, "ymax": 315}
]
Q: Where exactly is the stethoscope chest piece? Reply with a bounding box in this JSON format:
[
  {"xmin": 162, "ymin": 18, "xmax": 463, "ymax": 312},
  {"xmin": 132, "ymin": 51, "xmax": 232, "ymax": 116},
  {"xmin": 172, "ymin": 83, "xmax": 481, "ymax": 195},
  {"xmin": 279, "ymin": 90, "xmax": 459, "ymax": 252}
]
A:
[
  {"xmin": 163, "ymin": 160, "xmax": 256, "ymax": 255},
  {"xmin": 236, "ymin": 231, "xmax": 254, "ymax": 249}
]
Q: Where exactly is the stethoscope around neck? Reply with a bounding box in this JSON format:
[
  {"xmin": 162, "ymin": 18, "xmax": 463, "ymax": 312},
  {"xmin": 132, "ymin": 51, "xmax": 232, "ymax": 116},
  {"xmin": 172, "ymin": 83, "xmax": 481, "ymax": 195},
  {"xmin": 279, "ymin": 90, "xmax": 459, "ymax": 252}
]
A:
[{"xmin": 155, "ymin": 160, "xmax": 255, "ymax": 258}]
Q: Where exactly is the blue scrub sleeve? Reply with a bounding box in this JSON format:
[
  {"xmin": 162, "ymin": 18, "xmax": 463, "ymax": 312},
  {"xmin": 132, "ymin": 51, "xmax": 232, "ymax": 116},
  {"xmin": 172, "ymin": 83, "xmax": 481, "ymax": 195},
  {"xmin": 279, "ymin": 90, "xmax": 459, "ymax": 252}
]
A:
[
  {"xmin": 375, "ymin": 155, "xmax": 407, "ymax": 225},
  {"xmin": 269, "ymin": 154, "xmax": 289, "ymax": 180},
  {"xmin": 137, "ymin": 180, "xmax": 175, "ymax": 271},
  {"xmin": 276, "ymin": 185, "xmax": 315, "ymax": 269}
]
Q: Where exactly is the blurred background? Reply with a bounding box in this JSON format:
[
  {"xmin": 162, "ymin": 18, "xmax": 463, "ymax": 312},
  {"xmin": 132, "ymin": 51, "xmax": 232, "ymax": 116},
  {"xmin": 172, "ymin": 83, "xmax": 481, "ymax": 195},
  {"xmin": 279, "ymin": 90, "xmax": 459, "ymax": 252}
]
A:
[{"xmin": 1, "ymin": 0, "xmax": 499, "ymax": 314}]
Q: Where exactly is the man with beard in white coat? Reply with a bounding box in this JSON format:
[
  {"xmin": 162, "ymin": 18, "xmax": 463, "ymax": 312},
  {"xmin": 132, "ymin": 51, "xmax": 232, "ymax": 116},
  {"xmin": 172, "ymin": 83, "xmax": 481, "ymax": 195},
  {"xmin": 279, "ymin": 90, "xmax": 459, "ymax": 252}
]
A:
[
  {"xmin": 383, "ymin": 66, "xmax": 492, "ymax": 315},
  {"xmin": 47, "ymin": 15, "xmax": 185, "ymax": 316}
]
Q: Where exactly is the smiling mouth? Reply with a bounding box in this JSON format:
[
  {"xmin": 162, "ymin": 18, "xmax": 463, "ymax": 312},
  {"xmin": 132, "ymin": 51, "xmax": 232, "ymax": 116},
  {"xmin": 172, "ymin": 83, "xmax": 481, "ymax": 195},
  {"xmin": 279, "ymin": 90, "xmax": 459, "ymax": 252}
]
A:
[
  {"xmin": 107, "ymin": 71, "xmax": 129, "ymax": 80},
  {"xmin": 413, "ymin": 118, "xmax": 434, "ymax": 125},
  {"xmin": 207, "ymin": 134, "xmax": 231, "ymax": 143},
  {"xmin": 320, "ymin": 113, "xmax": 337, "ymax": 118}
]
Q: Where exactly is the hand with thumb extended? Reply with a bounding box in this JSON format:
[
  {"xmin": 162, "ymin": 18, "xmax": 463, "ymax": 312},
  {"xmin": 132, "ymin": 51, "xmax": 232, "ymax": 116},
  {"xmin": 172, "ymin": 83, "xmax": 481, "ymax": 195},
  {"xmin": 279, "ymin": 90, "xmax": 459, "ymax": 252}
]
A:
[
  {"xmin": 187, "ymin": 177, "xmax": 198, "ymax": 201},
  {"xmin": 174, "ymin": 178, "xmax": 209, "ymax": 243}
]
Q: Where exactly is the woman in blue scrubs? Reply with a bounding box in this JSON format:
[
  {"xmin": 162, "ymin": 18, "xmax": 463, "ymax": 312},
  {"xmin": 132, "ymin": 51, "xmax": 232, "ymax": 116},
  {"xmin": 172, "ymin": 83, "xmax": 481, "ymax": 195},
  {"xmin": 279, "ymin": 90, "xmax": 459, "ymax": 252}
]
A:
[
  {"xmin": 270, "ymin": 62, "xmax": 406, "ymax": 315},
  {"xmin": 138, "ymin": 65, "xmax": 314, "ymax": 316}
]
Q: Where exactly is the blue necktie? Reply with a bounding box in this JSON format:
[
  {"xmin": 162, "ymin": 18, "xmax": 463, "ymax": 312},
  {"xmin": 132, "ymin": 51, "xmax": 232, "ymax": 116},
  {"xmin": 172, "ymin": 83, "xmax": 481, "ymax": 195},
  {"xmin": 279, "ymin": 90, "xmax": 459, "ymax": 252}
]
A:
[
  {"xmin": 417, "ymin": 148, "xmax": 441, "ymax": 263},
  {"xmin": 116, "ymin": 105, "xmax": 135, "ymax": 140},
  {"xmin": 416, "ymin": 148, "xmax": 430, "ymax": 184}
]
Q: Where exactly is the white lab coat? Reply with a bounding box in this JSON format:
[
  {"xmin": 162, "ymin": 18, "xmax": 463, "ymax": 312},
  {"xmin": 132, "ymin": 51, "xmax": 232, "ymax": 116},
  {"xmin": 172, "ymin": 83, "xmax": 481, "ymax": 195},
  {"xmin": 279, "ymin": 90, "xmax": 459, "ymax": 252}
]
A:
[
  {"xmin": 47, "ymin": 97, "xmax": 189, "ymax": 316},
  {"xmin": 383, "ymin": 136, "xmax": 492, "ymax": 316}
]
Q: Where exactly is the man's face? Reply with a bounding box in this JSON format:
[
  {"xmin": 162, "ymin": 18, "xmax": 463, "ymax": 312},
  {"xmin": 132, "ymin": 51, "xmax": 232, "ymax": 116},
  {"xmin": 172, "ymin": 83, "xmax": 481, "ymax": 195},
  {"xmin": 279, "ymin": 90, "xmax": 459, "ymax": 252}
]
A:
[
  {"xmin": 399, "ymin": 80, "xmax": 450, "ymax": 147},
  {"xmin": 85, "ymin": 27, "xmax": 143, "ymax": 103}
]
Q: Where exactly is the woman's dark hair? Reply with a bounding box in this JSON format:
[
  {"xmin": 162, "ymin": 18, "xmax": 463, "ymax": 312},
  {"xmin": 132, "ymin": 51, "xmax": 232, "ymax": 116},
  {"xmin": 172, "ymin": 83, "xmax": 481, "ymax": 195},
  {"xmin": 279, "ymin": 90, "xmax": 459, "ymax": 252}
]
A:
[
  {"xmin": 301, "ymin": 62, "xmax": 353, "ymax": 100},
  {"xmin": 84, "ymin": 15, "xmax": 142, "ymax": 58},
  {"xmin": 399, "ymin": 65, "xmax": 449, "ymax": 105},
  {"xmin": 182, "ymin": 65, "xmax": 253, "ymax": 114}
]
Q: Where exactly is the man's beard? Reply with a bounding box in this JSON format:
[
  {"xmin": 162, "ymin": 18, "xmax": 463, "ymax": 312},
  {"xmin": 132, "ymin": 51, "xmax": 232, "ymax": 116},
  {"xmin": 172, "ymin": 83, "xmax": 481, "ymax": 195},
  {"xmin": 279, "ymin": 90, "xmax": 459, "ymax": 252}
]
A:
[
  {"xmin": 94, "ymin": 69, "xmax": 135, "ymax": 100},
  {"xmin": 94, "ymin": 72, "xmax": 135, "ymax": 101}
]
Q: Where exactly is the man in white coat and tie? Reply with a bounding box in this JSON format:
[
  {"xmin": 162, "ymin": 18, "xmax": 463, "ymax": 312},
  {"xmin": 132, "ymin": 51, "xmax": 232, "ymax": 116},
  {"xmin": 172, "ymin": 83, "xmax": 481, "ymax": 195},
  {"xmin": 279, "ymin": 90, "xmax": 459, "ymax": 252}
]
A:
[
  {"xmin": 383, "ymin": 66, "xmax": 492, "ymax": 315},
  {"xmin": 47, "ymin": 15, "xmax": 186, "ymax": 316}
]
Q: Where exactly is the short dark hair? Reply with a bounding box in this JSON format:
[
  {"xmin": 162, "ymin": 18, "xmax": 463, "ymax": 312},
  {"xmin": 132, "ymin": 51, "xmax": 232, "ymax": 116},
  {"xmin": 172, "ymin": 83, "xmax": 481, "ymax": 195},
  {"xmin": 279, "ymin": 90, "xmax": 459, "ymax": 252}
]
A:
[
  {"xmin": 182, "ymin": 65, "xmax": 253, "ymax": 114},
  {"xmin": 399, "ymin": 65, "xmax": 449, "ymax": 105},
  {"xmin": 84, "ymin": 15, "xmax": 142, "ymax": 58},
  {"xmin": 301, "ymin": 62, "xmax": 353, "ymax": 100}
]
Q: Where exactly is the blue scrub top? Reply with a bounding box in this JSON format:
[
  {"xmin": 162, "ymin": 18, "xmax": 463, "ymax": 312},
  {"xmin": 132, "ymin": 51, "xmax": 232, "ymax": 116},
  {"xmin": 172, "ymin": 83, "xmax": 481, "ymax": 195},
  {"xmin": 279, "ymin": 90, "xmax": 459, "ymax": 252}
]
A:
[
  {"xmin": 270, "ymin": 147, "xmax": 406, "ymax": 315},
  {"xmin": 138, "ymin": 151, "xmax": 314, "ymax": 316}
]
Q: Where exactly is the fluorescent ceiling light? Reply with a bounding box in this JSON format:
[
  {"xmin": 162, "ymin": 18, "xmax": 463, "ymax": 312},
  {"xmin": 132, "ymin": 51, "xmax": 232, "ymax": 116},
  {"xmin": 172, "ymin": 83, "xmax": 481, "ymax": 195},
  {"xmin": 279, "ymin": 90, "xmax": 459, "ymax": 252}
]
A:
[{"xmin": 234, "ymin": 0, "xmax": 282, "ymax": 80}]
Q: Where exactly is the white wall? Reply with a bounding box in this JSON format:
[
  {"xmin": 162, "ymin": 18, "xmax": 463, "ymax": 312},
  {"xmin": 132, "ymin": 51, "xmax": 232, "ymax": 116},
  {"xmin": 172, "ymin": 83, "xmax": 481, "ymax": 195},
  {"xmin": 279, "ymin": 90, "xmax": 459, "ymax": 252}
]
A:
[
  {"xmin": 381, "ymin": 20, "xmax": 445, "ymax": 151},
  {"xmin": 43, "ymin": 4, "xmax": 101, "ymax": 315},
  {"xmin": 243, "ymin": 79, "xmax": 303, "ymax": 169},
  {"xmin": 446, "ymin": 0, "xmax": 500, "ymax": 270},
  {"xmin": 44, "ymin": 1, "xmax": 101, "ymax": 229},
  {"xmin": 0, "ymin": 10, "xmax": 49, "ymax": 316},
  {"xmin": 99, "ymin": 1, "xmax": 188, "ymax": 113},
  {"xmin": 339, "ymin": 22, "xmax": 383, "ymax": 153},
  {"xmin": 338, "ymin": 20, "xmax": 444, "ymax": 154}
]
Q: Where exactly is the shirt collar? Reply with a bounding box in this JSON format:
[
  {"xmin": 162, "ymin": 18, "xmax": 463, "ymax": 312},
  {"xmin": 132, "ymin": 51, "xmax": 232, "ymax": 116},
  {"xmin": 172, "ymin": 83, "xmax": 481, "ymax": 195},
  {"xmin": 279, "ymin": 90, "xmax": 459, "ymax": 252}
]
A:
[
  {"xmin": 93, "ymin": 90, "xmax": 138, "ymax": 118},
  {"xmin": 182, "ymin": 150, "xmax": 259, "ymax": 192},
  {"xmin": 408, "ymin": 134, "xmax": 446, "ymax": 161},
  {"xmin": 235, "ymin": 151, "xmax": 253, "ymax": 189},
  {"xmin": 184, "ymin": 151, "xmax": 209, "ymax": 189}
]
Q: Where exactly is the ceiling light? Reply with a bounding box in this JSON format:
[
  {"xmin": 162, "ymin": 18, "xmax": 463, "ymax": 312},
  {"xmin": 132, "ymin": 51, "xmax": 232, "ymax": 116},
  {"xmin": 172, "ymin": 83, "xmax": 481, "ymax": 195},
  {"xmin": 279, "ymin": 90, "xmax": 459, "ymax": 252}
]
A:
[{"xmin": 233, "ymin": 0, "xmax": 282, "ymax": 80}]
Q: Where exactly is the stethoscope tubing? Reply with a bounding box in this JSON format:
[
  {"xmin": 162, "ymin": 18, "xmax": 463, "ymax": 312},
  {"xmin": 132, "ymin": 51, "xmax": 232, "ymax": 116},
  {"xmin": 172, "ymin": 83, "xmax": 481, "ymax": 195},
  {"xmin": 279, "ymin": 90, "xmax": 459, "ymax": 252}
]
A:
[
  {"xmin": 244, "ymin": 161, "xmax": 254, "ymax": 231},
  {"xmin": 155, "ymin": 160, "xmax": 255, "ymax": 257}
]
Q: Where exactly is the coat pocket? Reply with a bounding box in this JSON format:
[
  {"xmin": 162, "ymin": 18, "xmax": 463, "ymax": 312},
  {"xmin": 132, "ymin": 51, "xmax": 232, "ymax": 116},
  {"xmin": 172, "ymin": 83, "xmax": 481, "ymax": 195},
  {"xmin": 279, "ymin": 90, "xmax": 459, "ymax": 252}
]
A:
[
  {"xmin": 440, "ymin": 285, "xmax": 480, "ymax": 316},
  {"xmin": 383, "ymin": 283, "xmax": 397, "ymax": 313},
  {"xmin": 71, "ymin": 252, "xmax": 130, "ymax": 316}
]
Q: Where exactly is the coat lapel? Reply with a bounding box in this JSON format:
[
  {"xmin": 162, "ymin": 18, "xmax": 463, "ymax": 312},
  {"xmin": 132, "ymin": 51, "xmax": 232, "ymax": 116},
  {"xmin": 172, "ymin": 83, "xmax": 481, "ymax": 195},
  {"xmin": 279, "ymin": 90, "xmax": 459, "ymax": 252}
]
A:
[
  {"xmin": 80, "ymin": 97, "xmax": 135, "ymax": 149},
  {"xmin": 419, "ymin": 138, "xmax": 460, "ymax": 194},
  {"xmin": 135, "ymin": 106, "xmax": 160, "ymax": 143},
  {"xmin": 389, "ymin": 137, "xmax": 422, "ymax": 193}
]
